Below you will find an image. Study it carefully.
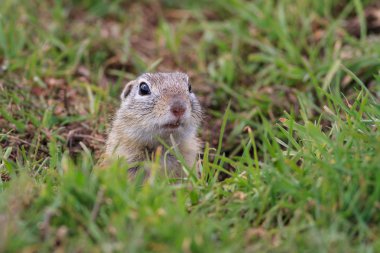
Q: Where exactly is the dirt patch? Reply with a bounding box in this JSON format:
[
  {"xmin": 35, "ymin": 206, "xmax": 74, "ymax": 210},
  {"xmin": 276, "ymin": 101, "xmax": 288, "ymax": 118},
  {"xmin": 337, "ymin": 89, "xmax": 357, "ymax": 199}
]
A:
[{"xmin": 345, "ymin": 3, "xmax": 380, "ymax": 37}]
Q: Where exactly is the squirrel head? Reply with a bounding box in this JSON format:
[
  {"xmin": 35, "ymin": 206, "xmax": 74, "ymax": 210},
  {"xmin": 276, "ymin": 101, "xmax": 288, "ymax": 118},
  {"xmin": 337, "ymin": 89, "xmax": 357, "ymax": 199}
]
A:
[{"xmin": 116, "ymin": 72, "xmax": 202, "ymax": 145}]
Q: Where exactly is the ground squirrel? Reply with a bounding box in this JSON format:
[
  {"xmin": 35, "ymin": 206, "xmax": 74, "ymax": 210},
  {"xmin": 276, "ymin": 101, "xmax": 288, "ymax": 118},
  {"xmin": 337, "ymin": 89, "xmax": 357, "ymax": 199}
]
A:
[{"xmin": 105, "ymin": 72, "xmax": 202, "ymax": 178}]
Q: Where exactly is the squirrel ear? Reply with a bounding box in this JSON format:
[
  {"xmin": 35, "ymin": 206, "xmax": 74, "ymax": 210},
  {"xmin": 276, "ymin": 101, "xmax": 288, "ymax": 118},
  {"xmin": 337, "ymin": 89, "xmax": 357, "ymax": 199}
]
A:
[{"xmin": 120, "ymin": 81, "xmax": 134, "ymax": 100}]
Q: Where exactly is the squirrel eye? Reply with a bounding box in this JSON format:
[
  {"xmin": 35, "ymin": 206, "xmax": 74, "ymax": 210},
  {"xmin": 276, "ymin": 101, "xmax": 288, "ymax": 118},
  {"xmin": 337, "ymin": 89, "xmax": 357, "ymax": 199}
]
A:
[
  {"xmin": 188, "ymin": 83, "xmax": 192, "ymax": 93},
  {"xmin": 139, "ymin": 82, "xmax": 151, "ymax": 96}
]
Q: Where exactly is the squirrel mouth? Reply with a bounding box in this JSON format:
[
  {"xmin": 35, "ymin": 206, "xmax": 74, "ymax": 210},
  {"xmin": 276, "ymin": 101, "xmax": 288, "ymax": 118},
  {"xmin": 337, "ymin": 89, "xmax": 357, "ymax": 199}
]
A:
[{"xmin": 163, "ymin": 121, "xmax": 182, "ymax": 129}]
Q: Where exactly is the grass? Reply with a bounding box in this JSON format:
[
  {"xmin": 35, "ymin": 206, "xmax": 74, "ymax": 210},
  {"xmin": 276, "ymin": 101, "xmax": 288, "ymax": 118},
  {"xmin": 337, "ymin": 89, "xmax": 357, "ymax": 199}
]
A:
[{"xmin": 1, "ymin": 0, "xmax": 380, "ymax": 252}]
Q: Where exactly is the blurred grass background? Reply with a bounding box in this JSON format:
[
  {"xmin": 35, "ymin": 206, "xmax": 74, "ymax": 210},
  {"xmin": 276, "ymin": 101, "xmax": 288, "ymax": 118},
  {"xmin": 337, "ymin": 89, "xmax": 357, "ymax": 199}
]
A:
[{"xmin": 0, "ymin": 0, "xmax": 380, "ymax": 252}]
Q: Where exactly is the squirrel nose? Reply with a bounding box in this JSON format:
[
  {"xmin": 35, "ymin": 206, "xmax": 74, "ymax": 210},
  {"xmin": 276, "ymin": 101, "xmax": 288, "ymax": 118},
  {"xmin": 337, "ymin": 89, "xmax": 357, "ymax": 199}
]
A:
[{"xmin": 170, "ymin": 99, "xmax": 186, "ymax": 118}]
